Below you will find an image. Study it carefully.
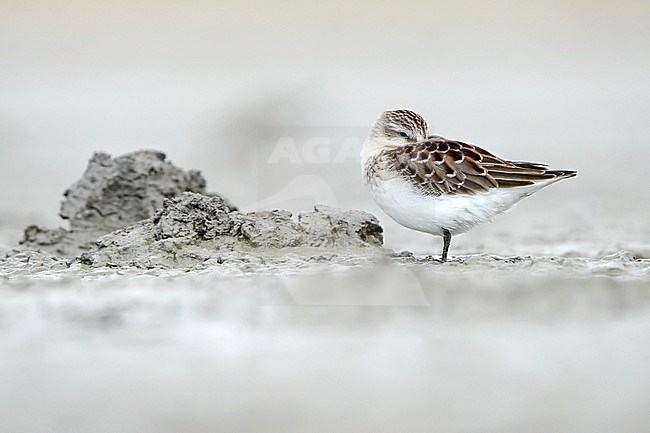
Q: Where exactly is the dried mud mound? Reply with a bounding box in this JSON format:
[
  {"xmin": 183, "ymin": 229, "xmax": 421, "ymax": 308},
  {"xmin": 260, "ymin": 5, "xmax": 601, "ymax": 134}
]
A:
[
  {"xmin": 59, "ymin": 150, "xmax": 208, "ymax": 231},
  {"xmin": 79, "ymin": 192, "xmax": 384, "ymax": 269},
  {"xmin": 18, "ymin": 150, "xmax": 221, "ymax": 257},
  {"xmin": 3, "ymin": 150, "xmax": 385, "ymax": 275}
]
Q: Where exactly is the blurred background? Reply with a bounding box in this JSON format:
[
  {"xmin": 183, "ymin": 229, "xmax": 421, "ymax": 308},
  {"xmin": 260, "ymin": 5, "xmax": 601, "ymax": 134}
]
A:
[{"xmin": 1, "ymin": 0, "xmax": 649, "ymax": 254}]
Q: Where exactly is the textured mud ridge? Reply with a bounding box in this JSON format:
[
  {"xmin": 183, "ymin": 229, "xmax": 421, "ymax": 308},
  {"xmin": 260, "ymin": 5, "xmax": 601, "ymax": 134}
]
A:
[
  {"xmin": 3, "ymin": 150, "xmax": 385, "ymax": 275},
  {"xmin": 19, "ymin": 150, "xmax": 213, "ymax": 257},
  {"xmin": 79, "ymin": 192, "xmax": 384, "ymax": 270}
]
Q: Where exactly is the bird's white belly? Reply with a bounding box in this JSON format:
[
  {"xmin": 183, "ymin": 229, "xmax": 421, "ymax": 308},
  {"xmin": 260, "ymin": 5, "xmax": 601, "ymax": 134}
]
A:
[{"xmin": 366, "ymin": 177, "xmax": 534, "ymax": 236}]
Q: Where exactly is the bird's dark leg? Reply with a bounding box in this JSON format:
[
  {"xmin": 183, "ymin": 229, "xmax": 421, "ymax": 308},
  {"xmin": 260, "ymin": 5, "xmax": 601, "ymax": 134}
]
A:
[{"xmin": 441, "ymin": 229, "xmax": 452, "ymax": 262}]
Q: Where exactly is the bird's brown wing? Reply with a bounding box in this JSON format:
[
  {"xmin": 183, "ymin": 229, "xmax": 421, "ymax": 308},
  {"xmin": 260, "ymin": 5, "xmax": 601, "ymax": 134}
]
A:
[{"xmin": 390, "ymin": 136, "xmax": 574, "ymax": 196}]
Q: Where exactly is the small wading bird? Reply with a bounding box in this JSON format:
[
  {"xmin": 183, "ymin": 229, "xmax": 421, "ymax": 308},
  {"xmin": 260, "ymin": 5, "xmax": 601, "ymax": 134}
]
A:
[{"xmin": 361, "ymin": 109, "xmax": 576, "ymax": 261}]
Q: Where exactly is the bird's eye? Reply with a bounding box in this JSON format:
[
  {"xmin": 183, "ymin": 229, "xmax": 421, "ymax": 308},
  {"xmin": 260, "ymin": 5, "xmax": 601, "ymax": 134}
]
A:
[{"xmin": 398, "ymin": 131, "xmax": 409, "ymax": 138}]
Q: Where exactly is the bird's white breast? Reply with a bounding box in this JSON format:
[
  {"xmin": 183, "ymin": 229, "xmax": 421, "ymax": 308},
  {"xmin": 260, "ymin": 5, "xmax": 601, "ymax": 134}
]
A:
[{"xmin": 363, "ymin": 156, "xmax": 550, "ymax": 237}]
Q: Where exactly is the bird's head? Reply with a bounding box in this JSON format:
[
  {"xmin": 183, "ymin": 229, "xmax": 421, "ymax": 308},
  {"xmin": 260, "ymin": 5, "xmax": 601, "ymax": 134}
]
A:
[{"xmin": 363, "ymin": 110, "xmax": 429, "ymax": 157}]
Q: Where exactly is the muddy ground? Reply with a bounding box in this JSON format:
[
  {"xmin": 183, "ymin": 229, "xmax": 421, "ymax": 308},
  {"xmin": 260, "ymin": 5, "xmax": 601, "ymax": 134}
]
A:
[{"xmin": 1, "ymin": 151, "xmax": 649, "ymax": 433}]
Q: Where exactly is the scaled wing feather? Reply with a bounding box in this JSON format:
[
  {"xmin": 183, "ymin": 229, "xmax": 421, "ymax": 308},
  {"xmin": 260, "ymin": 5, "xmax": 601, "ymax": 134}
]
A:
[{"xmin": 391, "ymin": 137, "xmax": 567, "ymax": 196}]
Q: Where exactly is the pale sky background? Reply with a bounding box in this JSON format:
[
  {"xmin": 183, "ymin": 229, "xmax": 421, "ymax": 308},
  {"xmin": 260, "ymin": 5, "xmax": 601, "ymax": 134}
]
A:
[{"xmin": 1, "ymin": 0, "xmax": 649, "ymax": 251}]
